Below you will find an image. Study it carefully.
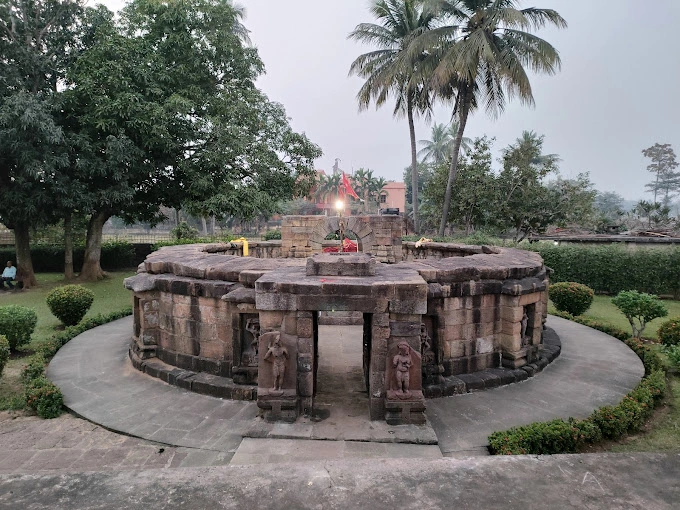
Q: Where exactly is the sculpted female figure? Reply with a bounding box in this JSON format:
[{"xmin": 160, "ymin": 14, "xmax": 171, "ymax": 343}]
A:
[
  {"xmin": 392, "ymin": 341, "xmax": 412, "ymax": 396},
  {"xmin": 263, "ymin": 333, "xmax": 288, "ymax": 392}
]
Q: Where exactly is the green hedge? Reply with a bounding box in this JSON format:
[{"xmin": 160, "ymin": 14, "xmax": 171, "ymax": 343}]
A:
[
  {"xmin": 488, "ymin": 317, "xmax": 667, "ymax": 455},
  {"xmin": 0, "ymin": 241, "xmax": 136, "ymax": 273},
  {"xmin": 530, "ymin": 244, "xmax": 680, "ymax": 296}
]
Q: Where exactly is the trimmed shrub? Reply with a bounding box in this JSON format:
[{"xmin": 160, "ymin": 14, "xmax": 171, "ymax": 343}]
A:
[
  {"xmin": 488, "ymin": 418, "xmax": 599, "ymax": 455},
  {"xmin": 0, "ymin": 241, "xmax": 136, "ymax": 272},
  {"xmin": 549, "ymin": 282, "xmax": 594, "ymax": 316},
  {"xmin": 528, "ymin": 244, "xmax": 680, "ymax": 297},
  {"xmin": 46, "ymin": 285, "xmax": 95, "ymax": 326},
  {"xmin": 263, "ymin": 229, "xmax": 282, "ymax": 241},
  {"xmin": 20, "ymin": 355, "xmax": 46, "ymax": 384},
  {"xmin": 0, "ymin": 305, "xmax": 38, "ymax": 350},
  {"xmin": 612, "ymin": 291, "xmax": 667, "ymax": 339},
  {"xmin": 665, "ymin": 345, "xmax": 680, "ymax": 370},
  {"xmin": 0, "ymin": 335, "xmax": 9, "ymax": 378},
  {"xmin": 657, "ymin": 317, "xmax": 680, "ymax": 347},
  {"xmin": 25, "ymin": 377, "xmax": 63, "ymax": 419},
  {"xmin": 625, "ymin": 338, "xmax": 665, "ymax": 374}
]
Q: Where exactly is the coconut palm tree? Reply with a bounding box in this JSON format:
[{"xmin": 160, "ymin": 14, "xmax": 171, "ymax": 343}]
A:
[
  {"xmin": 349, "ymin": 0, "xmax": 438, "ymax": 234},
  {"xmin": 417, "ymin": 0, "xmax": 567, "ymax": 235},
  {"xmin": 418, "ymin": 120, "xmax": 471, "ymax": 164}
]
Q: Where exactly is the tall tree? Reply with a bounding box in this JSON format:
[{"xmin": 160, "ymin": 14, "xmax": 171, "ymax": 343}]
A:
[
  {"xmin": 642, "ymin": 143, "xmax": 679, "ymax": 206},
  {"xmin": 62, "ymin": 0, "xmax": 320, "ymax": 280},
  {"xmin": 349, "ymin": 0, "xmax": 437, "ymax": 234},
  {"xmin": 0, "ymin": 0, "xmax": 83, "ymax": 287},
  {"xmin": 417, "ymin": 0, "xmax": 566, "ymax": 235}
]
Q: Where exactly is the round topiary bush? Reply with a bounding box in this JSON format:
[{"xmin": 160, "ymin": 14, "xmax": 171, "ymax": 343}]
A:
[
  {"xmin": 46, "ymin": 285, "xmax": 95, "ymax": 326},
  {"xmin": 549, "ymin": 282, "xmax": 595, "ymax": 316},
  {"xmin": 25, "ymin": 377, "xmax": 63, "ymax": 419},
  {"xmin": 0, "ymin": 305, "xmax": 38, "ymax": 351},
  {"xmin": 657, "ymin": 317, "xmax": 680, "ymax": 347},
  {"xmin": 0, "ymin": 335, "xmax": 9, "ymax": 378}
]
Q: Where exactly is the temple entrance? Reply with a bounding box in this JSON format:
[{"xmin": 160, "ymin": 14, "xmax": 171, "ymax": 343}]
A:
[{"xmin": 312, "ymin": 313, "xmax": 370, "ymax": 420}]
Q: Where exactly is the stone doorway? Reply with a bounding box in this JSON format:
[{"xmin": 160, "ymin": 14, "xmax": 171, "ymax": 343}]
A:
[{"xmin": 312, "ymin": 318, "xmax": 369, "ymax": 420}]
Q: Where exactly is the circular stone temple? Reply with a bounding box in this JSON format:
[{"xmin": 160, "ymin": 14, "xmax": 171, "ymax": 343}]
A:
[{"xmin": 125, "ymin": 215, "xmax": 550, "ymax": 425}]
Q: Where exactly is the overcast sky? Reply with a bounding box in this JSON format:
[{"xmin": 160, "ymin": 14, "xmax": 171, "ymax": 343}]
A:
[{"xmin": 101, "ymin": 0, "xmax": 680, "ymax": 200}]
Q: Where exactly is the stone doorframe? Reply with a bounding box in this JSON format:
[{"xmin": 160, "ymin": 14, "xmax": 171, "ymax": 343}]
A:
[{"xmin": 254, "ymin": 253, "xmax": 427, "ymax": 424}]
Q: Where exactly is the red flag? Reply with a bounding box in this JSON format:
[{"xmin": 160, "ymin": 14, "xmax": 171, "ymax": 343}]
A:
[{"xmin": 342, "ymin": 172, "xmax": 360, "ymax": 200}]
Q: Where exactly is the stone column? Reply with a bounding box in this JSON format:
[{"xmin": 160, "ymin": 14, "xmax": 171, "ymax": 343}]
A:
[
  {"xmin": 256, "ymin": 311, "xmax": 299, "ymax": 422},
  {"xmin": 134, "ymin": 292, "xmax": 160, "ymax": 360},
  {"xmin": 384, "ymin": 313, "xmax": 426, "ymax": 425}
]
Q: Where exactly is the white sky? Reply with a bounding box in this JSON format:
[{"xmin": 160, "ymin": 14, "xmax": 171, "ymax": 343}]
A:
[{"xmin": 100, "ymin": 0, "xmax": 680, "ymax": 200}]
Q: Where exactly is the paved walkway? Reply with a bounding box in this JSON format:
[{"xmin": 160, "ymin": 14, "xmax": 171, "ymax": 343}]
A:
[
  {"xmin": 1, "ymin": 453, "xmax": 678, "ymax": 509},
  {"xmin": 46, "ymin": 316, "xmax": 644, "ymax": 462}
]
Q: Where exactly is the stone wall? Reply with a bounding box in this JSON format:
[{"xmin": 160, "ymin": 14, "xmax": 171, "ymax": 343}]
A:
[
  {"xmin": 125, "ymin": 235, "xmax": 551, "ymax": 423},
  {"xmin": 281, "ymin": 215, "xmax": 403, "ymax": 262}
]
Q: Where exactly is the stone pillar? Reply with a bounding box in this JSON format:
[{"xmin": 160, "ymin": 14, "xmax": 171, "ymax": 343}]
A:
[
  {"xmin": 384, "ymin": 313, "xmax": 426, "ymax": 425},
  {"xmin": 133, "ymin": 292, "xmax": 160, "ymax": 360},
  {"xmin": 256, "ymin": 311, "xmax": 299, "ymax": 422},
  {"xmin": 368, "ymin": 313, "xmax": 389, "ymax": 420},
  {"xmin": 296, "ymin": 311, "xmax": 315, "ymax": 416}
]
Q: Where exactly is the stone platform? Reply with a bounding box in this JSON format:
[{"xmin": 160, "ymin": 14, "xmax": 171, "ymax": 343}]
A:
[{"xmin": 47, "ymin": 315, "xmax": 644, "ymax": 460}]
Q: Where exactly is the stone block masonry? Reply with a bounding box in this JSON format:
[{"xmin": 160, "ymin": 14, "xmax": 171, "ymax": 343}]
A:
[{"xmin": 125, "ymin": 216, "xmax": 551, "ymax": 424}]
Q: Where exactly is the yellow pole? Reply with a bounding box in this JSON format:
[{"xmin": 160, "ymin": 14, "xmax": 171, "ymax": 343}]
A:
[{"xmin": 235, "ymin": 237, "xmax": 249, "ymax": 256}]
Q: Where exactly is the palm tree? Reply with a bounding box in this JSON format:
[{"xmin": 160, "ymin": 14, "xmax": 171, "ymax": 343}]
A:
[
  {"xmin": 352, "ymin": 168, "xmax": 375, "ymax": 212},
  {"xmin": 349, "ymin": 0, "xmax": 438, "ymax": 234},
  {"xmin": 418, "ymin": 120, "xmax": 471, "ymax": 164},
  {"xmin": 418, "ymin": 0, "xmax": 567, "ymax": 235}
]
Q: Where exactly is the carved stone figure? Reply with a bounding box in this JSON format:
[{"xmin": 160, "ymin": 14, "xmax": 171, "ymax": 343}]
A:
[
  {"xmin": 521, "ymin": 309, "xmax": 529, "ymax": 345},
  {"xmin": 392, "ymin": 341, "xmax": 413, "ymax": 397},
  {"xmin": 263, "ymin": 333, "xmax": 288, "ymax": 392},
  {"xmin": 242, "ymin": 318, "xmax": 260, "ymax": 366},
  {"xmin": 420, "ymin": 323, "xmax": 435, "ymax": 366}
]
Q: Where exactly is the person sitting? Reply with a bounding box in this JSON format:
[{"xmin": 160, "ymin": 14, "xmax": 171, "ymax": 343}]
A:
[{"xmin": 1, "ymin": 261, "xmax": 17, "ymax": 290}]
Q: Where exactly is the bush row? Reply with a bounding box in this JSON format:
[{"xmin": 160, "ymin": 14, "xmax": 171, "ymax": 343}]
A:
[
  {"xmin": 19, "ymin": 307, "xmax": 132, "ymax": 419},
  {"xmin": 488, "ymin": 318, "xmax": 667, "ymax": 455},
  {"xmin": 530, "ymin": 244, "xmax": 680, "ymax": 296},
  {"xmin": 0, "ymin": 241, "xmax": 136, "ymax": 273}
]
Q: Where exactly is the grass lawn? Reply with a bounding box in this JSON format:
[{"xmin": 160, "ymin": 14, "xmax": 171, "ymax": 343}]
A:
[
  {"xmin": 0, "ymin": 271, "xmax": 135, "ymax": 410},
  {"xmin": 549, "ymin": 295, "xmax": 680, "ymax": 452},
  {"xmin": 608, "ymin": 372, "xmax": 680, "ymax": 453},
  {"xmin": 550, "ymin": 295, "xmax": 680, "ymax": 340}
]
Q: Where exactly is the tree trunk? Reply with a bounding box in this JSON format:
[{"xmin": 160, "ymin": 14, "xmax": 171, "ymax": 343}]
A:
[
  {"xmin": 64, "ymin": 213, "xmax": 74, "ymax": 280},
  {"xmin": 439, "ymin": 90, "xmax": 472, "ymax": 237},
  {"xmin": 78, "ymin": 211, "xmax": 110, "ymax": 281},
  {"xmin": 201, "ymin": 217, "xmax": 208, "ymax": 236},
  {"xmin": 407, "ymin": 101, "xmax": 419, "ymax": 234},
  {"xmin": 210, "ymin": 216, "xmax": 216, "ymax": 235},
  {"xmin": 13, "ymin": 222, "xmax": 37, "ymax": 289}
]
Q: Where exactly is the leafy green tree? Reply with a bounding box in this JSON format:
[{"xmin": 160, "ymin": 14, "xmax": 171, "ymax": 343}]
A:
[
  {"xmin": 593, "ymin": 191, "xmax": 625, "ymax": 230},
  {"xmin": 642, "ymin": 143, "xmax": 679, "ymax": 206},
  {"xmin": 632, "ymin": 200, "xmax": 673, "ymax": 230},
  {"xmin": 0, "ymin": 0, "xmax": 84, "ymax": 287},
  {"xmin": 349, "ymin": 0, "xmax": 438, "ymax": 233},
  {"xmin": 62, "ymin": 0, "xmax": 320, "ymax": 280},
  {"xmin": 424, "ymin": 136, "xmax": 495, "ymax": 234},
  {"xmin": 493, "ymin": 132, "xmax": 594, "ymax": 241},
  {"xmin": 416, "ymin": 0, "xmax": 566, "ymax": 235},
  {"xmin": 612, "ymin": 291, "xmax": 668, "ymax": 340}
]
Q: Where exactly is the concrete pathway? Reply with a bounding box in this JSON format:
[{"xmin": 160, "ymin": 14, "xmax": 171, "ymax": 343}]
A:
[
  {"xmin": 429, "ymin": 315, "xmax": 645, "ymax": 456},
  {"xmin": 1, "ymin": 453, "xmax": 678, "ymax": 509},
  {"xmin": 0, "ymin": 412, "xmax": 231, "ymax": 475},
  {"xmin": 47, "ymin": 315, "xmax": 644, "ymax": 462}
]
